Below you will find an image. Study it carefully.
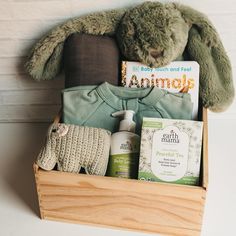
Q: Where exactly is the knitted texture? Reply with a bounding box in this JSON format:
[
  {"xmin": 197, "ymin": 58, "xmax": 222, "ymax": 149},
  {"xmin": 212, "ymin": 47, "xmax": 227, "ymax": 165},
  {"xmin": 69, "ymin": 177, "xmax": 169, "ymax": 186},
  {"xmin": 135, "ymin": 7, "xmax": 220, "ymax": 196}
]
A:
[{"xmin": 37, "ymin": 123, "xmax": 111, "ymax": 176}]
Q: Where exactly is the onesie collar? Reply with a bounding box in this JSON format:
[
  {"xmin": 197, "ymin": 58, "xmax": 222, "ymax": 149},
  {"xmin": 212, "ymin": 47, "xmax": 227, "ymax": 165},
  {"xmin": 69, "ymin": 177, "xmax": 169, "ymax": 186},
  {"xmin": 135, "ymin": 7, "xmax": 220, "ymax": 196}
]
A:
[{"xmin": 96, "ymin": 82, "xmax": 166, "ymax": 111}]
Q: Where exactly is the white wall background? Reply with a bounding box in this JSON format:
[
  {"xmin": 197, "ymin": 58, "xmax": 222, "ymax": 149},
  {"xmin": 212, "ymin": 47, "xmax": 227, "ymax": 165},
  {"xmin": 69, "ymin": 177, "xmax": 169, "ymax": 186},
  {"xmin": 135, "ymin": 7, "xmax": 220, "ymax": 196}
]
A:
[{"xmin": 0, "ymin": 0, "xmax": 235, "ymax": 122}]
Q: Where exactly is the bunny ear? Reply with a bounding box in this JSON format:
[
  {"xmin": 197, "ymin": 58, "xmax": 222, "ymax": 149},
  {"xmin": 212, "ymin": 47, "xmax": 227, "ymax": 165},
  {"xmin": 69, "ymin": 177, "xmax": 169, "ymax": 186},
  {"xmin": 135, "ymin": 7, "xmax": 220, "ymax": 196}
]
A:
[
  {"xmin": 25, "ymin": 9, "xmax": 126, "ymax": 81},
  {"xmin": 186, "ymin": 27, "xmax": 234, "ymax": 112},
  {"xmin": 176, "ymin": 4, "xmax": 235, "ymax": 112}
]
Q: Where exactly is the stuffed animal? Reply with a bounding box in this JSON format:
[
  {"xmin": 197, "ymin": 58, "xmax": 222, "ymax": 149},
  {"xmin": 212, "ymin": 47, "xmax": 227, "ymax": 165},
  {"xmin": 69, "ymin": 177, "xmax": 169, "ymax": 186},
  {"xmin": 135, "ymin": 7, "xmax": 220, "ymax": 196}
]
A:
[
  {"xmin": 25, "ymin": 1, "xmax": 234, "ymax": 112},
  {"xmin": 37, "ymin": 123, "xmax": 111, "ymax": 175}
]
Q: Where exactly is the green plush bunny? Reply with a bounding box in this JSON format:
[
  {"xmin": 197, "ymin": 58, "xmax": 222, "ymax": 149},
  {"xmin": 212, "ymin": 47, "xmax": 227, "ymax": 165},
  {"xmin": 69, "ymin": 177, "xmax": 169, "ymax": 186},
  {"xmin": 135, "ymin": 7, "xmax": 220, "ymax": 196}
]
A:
[{"xmin": 25, "ymin": 1, "xmax": 234, "ymax": 112}]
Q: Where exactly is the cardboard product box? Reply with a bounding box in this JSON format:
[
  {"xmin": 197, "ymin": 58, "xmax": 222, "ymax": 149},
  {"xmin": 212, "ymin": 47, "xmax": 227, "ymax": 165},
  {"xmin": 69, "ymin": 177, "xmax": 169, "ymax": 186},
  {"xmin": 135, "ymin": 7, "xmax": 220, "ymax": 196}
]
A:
[
  {"xmin": 33, "ymin": 108, "xmax": 208, "ymax": 236},
  {"xmin": 138, "ymin": 117, "xmax": 203, "ymax": 186}
]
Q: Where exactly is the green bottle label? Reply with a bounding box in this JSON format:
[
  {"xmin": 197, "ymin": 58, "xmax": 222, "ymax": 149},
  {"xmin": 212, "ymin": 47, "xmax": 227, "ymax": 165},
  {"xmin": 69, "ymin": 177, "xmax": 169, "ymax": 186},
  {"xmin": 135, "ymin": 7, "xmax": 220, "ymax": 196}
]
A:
[{"xmin": 106, "ymin": 153, "xmax": 139, "ymax": 179}]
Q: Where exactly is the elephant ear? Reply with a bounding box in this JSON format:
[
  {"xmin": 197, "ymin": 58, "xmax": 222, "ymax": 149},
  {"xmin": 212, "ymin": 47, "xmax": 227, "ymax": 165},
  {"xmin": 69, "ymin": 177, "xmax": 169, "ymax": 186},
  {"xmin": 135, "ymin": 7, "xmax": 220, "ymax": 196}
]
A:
[
  {"xmin": 36, "ymin": 124, "xmax": 57, "ymax": 170},
  {"xmin": 176, "ymin": 4, "xmax": 234, "ymax": 112}
]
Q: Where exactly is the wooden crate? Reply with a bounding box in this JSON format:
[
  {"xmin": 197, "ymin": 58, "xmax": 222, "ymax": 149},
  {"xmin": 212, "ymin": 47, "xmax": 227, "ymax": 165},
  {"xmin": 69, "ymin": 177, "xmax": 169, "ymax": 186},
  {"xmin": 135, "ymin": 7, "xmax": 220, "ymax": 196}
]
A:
[{"xmin": 33, "ymin": 108, "xmax": 208, "ymax": 236}]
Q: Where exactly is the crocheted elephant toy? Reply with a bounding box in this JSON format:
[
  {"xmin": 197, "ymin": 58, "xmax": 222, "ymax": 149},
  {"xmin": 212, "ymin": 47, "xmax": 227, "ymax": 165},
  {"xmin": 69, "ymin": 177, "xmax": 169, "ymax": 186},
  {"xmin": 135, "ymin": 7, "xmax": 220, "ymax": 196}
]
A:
[
  {"xmin": 37, "ymin": 123, "xmax": 111, "ymax": 175},
  {"xmin": 25, "ymin": 1, "xmax": 234, "ymax": 112}
]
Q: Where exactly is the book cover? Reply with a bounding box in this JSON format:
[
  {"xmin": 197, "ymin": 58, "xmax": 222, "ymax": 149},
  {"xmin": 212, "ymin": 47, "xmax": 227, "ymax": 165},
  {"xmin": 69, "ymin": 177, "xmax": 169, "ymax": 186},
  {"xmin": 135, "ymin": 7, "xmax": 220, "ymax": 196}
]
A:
[
  {"xmin": 138, "ymin": 117, "xmax": 203, "ymax": 186},
  {"xmin": 121, "ymin": 61, "xmax": 200, "ymax": 120}
]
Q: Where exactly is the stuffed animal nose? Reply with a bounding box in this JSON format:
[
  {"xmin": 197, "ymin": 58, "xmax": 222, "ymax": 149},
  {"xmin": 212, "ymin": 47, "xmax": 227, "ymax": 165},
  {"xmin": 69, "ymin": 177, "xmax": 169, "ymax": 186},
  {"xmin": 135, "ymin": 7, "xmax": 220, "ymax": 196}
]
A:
[{"xmin": 150, "ymin": 50, "xmax": 163, "ymax": 59}]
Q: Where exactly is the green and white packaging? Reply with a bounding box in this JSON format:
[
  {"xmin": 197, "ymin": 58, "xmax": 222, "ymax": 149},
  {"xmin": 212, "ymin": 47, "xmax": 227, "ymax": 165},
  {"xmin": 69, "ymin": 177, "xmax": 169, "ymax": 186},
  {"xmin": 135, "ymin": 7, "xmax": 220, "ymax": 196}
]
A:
[{"xmin": 138, "ymin": 118, "xmax": 203, "ymax": 186}]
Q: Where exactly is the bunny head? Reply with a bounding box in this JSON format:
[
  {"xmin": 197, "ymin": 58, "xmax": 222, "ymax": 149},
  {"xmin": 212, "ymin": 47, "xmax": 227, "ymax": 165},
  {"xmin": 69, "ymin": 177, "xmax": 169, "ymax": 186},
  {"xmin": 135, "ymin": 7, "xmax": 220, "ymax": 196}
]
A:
[{"xmin": 116, "ymin": 2, "xmax": 189, "ymax": 68}]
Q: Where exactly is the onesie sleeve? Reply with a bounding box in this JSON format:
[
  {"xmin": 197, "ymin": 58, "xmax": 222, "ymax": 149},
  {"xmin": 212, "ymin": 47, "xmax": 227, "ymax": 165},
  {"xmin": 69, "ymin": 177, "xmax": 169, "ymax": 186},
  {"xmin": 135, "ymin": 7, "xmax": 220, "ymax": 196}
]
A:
[
  {"xmin": 62, "ymin": 86, "xmax": 104, "ymax": 125},
  {"xmin": 157, "ymin": 92, "xmax": 193, "ymax": 120}
]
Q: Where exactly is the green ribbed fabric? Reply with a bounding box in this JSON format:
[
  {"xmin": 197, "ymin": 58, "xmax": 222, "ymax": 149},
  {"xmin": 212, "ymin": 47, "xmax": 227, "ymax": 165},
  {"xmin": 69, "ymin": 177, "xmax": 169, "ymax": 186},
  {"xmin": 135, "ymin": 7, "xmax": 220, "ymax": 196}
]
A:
[{"xmin": 63, "ymin": 82, "xmax": 193, "ymax": 135}]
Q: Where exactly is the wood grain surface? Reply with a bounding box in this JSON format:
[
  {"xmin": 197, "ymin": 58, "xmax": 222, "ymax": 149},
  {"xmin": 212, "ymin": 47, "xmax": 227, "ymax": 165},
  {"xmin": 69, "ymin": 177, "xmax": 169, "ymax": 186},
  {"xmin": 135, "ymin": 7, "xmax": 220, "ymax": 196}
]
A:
[{"xmin": 34, "ymin": 164, "xmax": 206, "ymax": 236}]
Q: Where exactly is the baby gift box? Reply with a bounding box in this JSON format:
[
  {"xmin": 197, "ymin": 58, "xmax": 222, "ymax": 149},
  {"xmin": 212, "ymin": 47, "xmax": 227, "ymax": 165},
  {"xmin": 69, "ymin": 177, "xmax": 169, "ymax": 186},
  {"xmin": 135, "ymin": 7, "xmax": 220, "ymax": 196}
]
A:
[{"xmin": 33, "ymin": 108, "xmax": 208, "ymax": 236}]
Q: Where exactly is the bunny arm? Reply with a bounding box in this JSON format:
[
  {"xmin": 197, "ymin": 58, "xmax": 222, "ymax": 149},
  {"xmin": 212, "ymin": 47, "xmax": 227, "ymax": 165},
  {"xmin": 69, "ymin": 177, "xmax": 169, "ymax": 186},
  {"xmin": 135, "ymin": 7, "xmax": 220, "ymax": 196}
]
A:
[{"xmin": 25, "ymin": 9, "xmax": 126, "ymax": 81}]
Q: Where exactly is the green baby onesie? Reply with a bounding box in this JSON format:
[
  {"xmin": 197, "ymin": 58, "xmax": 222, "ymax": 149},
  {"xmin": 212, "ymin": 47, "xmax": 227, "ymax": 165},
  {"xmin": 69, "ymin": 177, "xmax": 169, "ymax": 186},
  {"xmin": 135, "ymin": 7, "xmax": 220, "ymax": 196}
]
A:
[{"xmin": 62, "ymin": 82, "xmax": 193, "ymax": 134}]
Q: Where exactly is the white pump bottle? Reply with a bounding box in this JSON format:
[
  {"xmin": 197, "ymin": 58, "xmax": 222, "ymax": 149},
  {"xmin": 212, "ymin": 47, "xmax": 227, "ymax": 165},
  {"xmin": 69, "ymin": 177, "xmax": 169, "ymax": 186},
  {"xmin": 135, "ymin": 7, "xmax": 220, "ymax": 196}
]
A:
[{"xmin": 106, "ymin": 110, "xmax": 140, "ymax": 179}]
